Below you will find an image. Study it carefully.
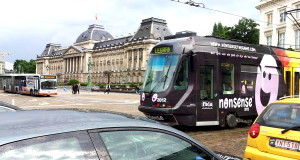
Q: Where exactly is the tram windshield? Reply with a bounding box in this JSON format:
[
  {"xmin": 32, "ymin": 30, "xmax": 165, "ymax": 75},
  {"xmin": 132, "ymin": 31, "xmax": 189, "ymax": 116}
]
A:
[
  {"xmin": 143, "ymin": 54, "xmax": 179, "ymax": 92},
  {"xmin": 40, "ymin": 79, "xmax": 57, "ymax": 89}
]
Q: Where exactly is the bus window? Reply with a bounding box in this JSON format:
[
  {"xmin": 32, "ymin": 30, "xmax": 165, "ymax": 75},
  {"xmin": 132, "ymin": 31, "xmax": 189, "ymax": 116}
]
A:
[
  {"xmin": 221, "ymin": 63, "xmax": 234, "ymax": 94},
  {"xmin": 199, "ymin": 66, "xmax": 213, "ymax": 100},
  {"xmin": 174, "ymin": 58, "xmax": 188, "ymax": 90}
]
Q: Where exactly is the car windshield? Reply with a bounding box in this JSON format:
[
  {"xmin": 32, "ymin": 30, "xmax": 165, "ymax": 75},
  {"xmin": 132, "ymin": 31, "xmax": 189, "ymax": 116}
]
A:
[
  {"xmin": 41, "ymin": 80, "xmax": 57, "ymax": 89},
  {"xmin": 142, "ymin": 54, "xmax": 179, "ymax": 93},
  {"xmin": 256, "ymin": 103, "xmax": 300, "ymax": 130}
]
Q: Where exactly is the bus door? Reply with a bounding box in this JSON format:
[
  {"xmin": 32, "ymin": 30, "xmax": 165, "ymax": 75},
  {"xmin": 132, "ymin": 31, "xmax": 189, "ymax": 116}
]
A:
[
  {"xmin": 196, "ymin": 59, "xmax": 219, "ymax": 125},
  {"xmin": 292, "ymin": 67, "xmax": 300, "ymax": 96}
]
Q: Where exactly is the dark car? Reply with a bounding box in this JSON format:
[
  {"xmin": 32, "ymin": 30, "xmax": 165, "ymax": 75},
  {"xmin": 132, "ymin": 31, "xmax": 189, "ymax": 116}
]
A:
[
  {"xmin": 91, "ymin": 86, "xmax": 100, "ymax": 92},
  {"xmin": 0, "ymin": 101, "xmax": 21, "ymax": 112},
  {"xmin": 0, "ymin": 110, "xmax": 222, "ymax": 160}
]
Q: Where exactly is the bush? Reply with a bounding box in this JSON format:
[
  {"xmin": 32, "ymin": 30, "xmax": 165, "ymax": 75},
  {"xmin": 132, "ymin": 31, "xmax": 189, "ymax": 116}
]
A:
[
  {"xmin": 68, "ymin": 79, "xmax": 79, "ymax": 85},
  {"xmin": 57, "ymin": 83, "xmax": 66, "ymax": 86},
  {"xmin": 80, "ymin": 83, "xmax": 88, "ymax": 86}
]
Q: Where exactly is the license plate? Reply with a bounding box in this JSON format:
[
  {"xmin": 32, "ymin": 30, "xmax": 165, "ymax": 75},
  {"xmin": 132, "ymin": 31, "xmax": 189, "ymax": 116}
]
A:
[
  {"xmin": 269, "ymin": 138, "xmax": 300, "ymax": 151},
  {"xmin": 146, "ymin": 115, "xmax": 164, "ymax": 121}
]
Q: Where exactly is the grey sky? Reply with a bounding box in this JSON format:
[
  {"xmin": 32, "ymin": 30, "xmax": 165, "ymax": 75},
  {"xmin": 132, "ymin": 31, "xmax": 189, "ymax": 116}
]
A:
[{"xmin": 0, "ymin": 0, "xmax": 260, "ymax": 69}]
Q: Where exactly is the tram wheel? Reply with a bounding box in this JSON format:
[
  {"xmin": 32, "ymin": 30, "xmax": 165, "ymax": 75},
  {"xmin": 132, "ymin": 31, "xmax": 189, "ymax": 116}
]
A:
[{"xmin": 226, "ymin": 114, "xmax": 237, "ymax": 128}]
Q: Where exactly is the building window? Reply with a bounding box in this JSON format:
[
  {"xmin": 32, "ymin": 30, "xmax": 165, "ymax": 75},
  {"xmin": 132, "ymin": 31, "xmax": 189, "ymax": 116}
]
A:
[
  {"xmin": 295, "ymin": 30, "xmax": 300, "ymax": 49},
  {"xmin": 278, "ymin": 33, "xmax": 285, "ymax": 48},
  {"xmin": 267, "ymin": 36, "xmax": 272, "ymax": 46},
  {"xmin": 266, "ymin": 13, "xmax": 273, "ymax": 26},
  {"xmin": 279, "ymin": 9, "xmax": 286, "ymax": 23},
  {"xmin": 297, "ymin": 4, "xmax": 300, "ymax": 18}
]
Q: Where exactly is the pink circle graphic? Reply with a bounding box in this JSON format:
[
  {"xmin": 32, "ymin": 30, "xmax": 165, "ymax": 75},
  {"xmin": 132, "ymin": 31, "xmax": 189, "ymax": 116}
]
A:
[{"xmin": 152, "ymin": 94, "xmax": 158, "ymax": 102}]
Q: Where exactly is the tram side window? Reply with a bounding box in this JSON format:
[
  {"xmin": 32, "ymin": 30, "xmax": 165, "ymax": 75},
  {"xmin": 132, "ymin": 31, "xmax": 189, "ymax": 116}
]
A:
[
  {"xmin": 221, "ymin": 63, "xmax": 234, "ymax": 94},
  {"xmin": 174, "ymin": 58, "xmax": 188, "ymax": 90},
  {"xmin": 286, "ymin": 71, "xmax": 291, "ymax": 96},
  {"xmin": 240, "ymin": 64, "xmax": 259, "ymax": 96},
  {"xmin": 199, "ymin": 66, "xmax": 213, "ymax": 100},
  {"xmin": 295, "ymin": 72, "xmax": 300, "ymax": 96}
]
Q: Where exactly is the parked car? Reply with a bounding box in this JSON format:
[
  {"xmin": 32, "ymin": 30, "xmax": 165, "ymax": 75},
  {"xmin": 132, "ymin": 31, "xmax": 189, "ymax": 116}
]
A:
[
  {"xmin": 0, "ymin": 101, "xmax": 21, "ymax": 112},
  {"xmin": 0, "ymin": 110, "xmax": 222, "ymax": 160},
  {"xmin": 244, "ymin": 97, "xmax": 300, "ymax": 160},
  {"xmin": 91, "ymin": 85, "xmax": 100, "ymax": 92}
]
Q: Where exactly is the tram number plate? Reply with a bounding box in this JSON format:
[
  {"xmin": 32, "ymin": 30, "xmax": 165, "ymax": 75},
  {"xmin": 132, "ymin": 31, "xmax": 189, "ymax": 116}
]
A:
[
  {"xmin": 269, "ymin": 138, "xmax": 300, "ymax": 151},
  {"xmin": 147, "ymin": 115, "xmax": 164, "ymax": 121}
]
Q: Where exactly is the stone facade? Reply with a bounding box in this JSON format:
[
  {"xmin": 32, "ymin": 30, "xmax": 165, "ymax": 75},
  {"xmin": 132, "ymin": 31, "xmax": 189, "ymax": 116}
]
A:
[
  {"xmin": 256, "ymin": 0, "xmax": 300, "ymax": 49},
  {"xmin": 36, "ymin": 17, "xmax": 172, "ymax": 84}
]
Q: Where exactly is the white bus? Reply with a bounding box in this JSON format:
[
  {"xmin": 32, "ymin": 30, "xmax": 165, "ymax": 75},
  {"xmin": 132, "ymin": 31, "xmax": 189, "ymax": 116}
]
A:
[{"xmin": 0, "ymin": 74, "xmax": 58, "ymax": 96}]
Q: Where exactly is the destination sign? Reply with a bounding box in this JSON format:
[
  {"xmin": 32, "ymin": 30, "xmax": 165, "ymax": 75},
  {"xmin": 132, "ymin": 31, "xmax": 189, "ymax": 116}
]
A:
[
  {"xmin": 42, "ymin": 76, "xmax": 56, "ymax": 79},
  {"xmin": 152, "ymin": 46, "xmax": 172, "ymax": 54}
]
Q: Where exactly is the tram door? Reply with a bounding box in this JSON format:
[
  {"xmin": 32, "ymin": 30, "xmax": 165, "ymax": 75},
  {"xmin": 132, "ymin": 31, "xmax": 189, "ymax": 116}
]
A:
[{"xmin": 197, "ymin": 60, "xmax": 219, "ymax": 125}]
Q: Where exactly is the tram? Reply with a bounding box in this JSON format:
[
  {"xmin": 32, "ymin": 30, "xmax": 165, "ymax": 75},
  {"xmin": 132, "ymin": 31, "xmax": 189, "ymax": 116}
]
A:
[
  {"xmin": 138, "ymin": 32, "xmax": 300, "ymax": 128},
  {"xmin": 0, "ymin": 74, "xmax": 58, "ymax": 96}
]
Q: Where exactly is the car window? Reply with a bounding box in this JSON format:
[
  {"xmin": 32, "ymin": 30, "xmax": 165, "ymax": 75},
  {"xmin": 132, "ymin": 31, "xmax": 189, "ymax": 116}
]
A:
[
  {"xmin": 0, "ymin": 131, "xmax": 98, "ymax": 160},
  {"xmin": 99, "ymin": 130, "xmax": 213, "ymax": 160},
  {"xmin": 0, "ymin": 106, "xmax": 12, "ymax": 112},
  {"xmin": 257, "ymin": 103, "xmax": 300, "ymax": 129}
]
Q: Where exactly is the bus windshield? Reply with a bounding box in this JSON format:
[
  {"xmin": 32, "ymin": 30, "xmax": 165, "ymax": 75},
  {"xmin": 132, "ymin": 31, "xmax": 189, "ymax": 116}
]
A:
[
  {"xmin": 40, "ymin": 79, "xmax": 57, "ymax": 89},
  {"xmin": 143, "ymin": 54, "xmax": 179, "ymax": 92}
]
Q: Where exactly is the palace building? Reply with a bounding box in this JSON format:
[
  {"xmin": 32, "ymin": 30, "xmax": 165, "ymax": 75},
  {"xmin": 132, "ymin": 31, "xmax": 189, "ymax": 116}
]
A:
[{"xmin": 36, "ymin": 17, "xmax": 172, "ymax": 84}]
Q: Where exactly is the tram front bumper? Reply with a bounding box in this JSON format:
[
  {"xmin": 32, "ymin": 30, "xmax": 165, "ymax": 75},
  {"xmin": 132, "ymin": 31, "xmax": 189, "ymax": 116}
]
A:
[
  {"xmin": 138, "ymin": 105, "xmax": 196, "ymax": 126},
  {"xmin": 138, "ymin": 105, "xmax": 177, "ymax": 125}
]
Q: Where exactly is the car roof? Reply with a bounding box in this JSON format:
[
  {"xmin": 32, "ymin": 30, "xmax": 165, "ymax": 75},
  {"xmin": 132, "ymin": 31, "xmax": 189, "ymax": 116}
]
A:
[
  {"xmin": 0, "ymin": 101, "xmax": 21, "ymax": 111},
  {"xmin": 0, "ymin": 110, "xmax": 193, "ymax": 145},
  {"xmin": 271, "ymin": 98, "xmax": 300, "ymax": 104}
]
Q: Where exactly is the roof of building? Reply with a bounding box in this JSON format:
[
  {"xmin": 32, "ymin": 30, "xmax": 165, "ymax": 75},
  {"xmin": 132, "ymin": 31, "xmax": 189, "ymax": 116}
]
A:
[
  {"xmin": 93, "ymin": 36, "xmax": 133, "ymax": 49},
  {"xmin": 131, "ymin": 17, "xmax": 172, "ymax": 40},
  {"xmin": 75, "ymin": 24, "xmax": 114, "ymax": 43},
  {"xmin": 40, "ymin": 43, "xmax": 62, "ymax": 57},
  {"xmin": 38, "ymin": 17, "xmax": 172, "ymax": 58},
  {"xmin": 0, "ymin": 110, "xmax": 190, "ymax": 145}
]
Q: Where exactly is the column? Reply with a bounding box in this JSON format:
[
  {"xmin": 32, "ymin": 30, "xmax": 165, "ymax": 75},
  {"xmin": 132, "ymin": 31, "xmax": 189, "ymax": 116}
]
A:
[
  {"xmin": 75, "ymin": 57, "xmax": 78, "ymax": 73},
  {"xmin": 137, "ymin": 49, "xmax": 140, "ymax": 69},
  {"xmin": 126, "ymin": 51, "xmax": 129, "ymax": 70},
  {"xmin": 72, "ymin": 57, "xmax": 75, "ymax": 73},
  {"xmin": 80, "ymin": 56, "xmax": 83, "ymax": 73},
  {"xmin": 131, "ymin": 50, "xmax": 134, "ymax": 69}
]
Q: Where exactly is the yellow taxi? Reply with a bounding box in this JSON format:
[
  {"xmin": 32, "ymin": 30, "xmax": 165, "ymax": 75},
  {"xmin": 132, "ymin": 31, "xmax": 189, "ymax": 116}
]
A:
[{"xmin": 244, "ymin": 98, "xmax": 300, "ymax": 160}]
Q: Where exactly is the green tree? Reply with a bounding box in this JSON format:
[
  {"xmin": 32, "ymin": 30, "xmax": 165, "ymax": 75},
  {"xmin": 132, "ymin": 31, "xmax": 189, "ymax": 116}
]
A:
[
  {"xmin": 68, "ymin": 79, "xmax": 79, "ymax": 85},
  {"xmin": 212, "ymin": 22, "xmax": 231, "ymax": 39},
  {"xmin": 211, "ymin": 18, "xmax": 259, "ymax": 45},
  {"xmin": 229, "ymin": 18, "xmax": 260, "ymax": 45},
  {"xmin": 13, "ymin": 59, "xmax": 36, "ymax": 73}
]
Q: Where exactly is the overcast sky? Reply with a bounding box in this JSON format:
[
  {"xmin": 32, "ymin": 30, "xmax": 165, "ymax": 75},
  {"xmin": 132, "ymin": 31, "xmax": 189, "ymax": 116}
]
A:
[{"xmin": 0, "ymin": 0, "xmax": 260, "ymax": 69}]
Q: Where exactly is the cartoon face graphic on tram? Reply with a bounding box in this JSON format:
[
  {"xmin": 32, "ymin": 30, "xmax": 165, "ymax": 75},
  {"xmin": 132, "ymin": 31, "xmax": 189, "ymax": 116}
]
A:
[
  {"xmin": 253, "ymin": 48, "xmax": 299, "ymax": 115},
  {"xmin": 255, "ymin": 55, "xmax": 279, "ymax": 114}
]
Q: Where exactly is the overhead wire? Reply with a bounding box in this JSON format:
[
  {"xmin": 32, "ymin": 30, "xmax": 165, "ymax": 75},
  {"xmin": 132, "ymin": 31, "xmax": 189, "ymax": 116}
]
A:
[{"xmin": 170, "ymin": 0, "xmax": 298, "ymax": 30}]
